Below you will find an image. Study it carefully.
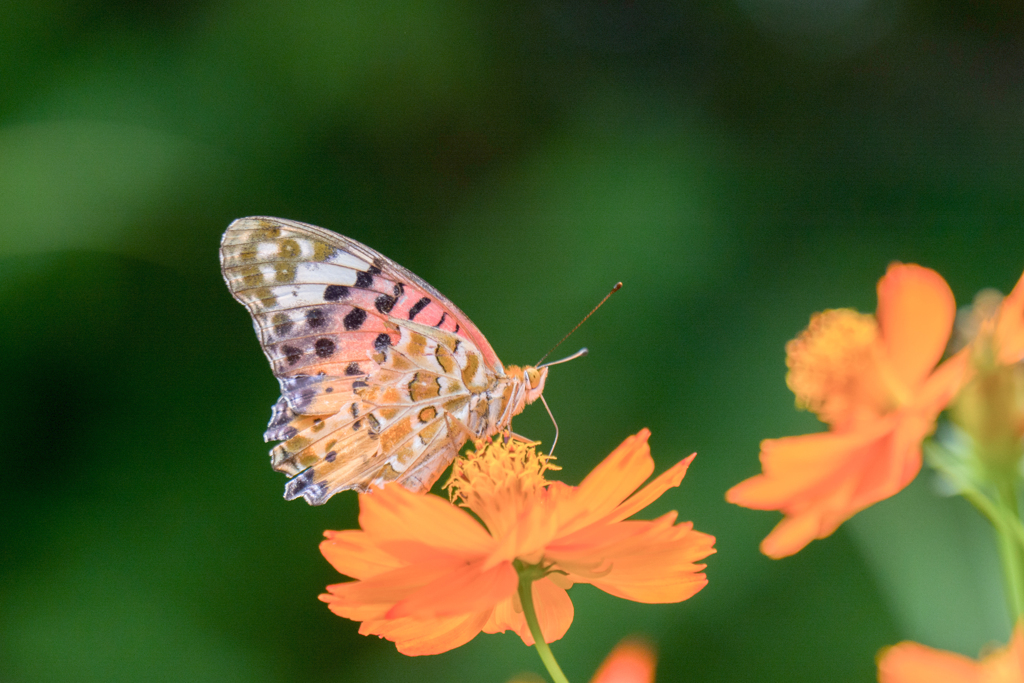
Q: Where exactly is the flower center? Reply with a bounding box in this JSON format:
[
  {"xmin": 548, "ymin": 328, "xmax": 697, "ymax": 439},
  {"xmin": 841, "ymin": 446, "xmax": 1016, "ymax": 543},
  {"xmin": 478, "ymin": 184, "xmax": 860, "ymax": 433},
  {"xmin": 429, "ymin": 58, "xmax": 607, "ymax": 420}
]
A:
[
  {"xmin": 785, "ymin": 308, "xmax": 897, "ymax": 427},
  {"xmin": 446, "ymin": 437, "xmax": 560, "ymax": 537}
]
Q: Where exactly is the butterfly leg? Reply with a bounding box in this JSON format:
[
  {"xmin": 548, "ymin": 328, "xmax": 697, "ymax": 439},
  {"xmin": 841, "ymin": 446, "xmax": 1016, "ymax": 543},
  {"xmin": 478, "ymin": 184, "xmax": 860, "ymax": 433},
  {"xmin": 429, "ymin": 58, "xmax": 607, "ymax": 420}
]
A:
[
  {"xmin": 444, "ymin": 411, "xmax": 478, "ymax": 447},
  {"xmin": 539, "ymin": 394, "xmax": 559, "ymax": 456}
]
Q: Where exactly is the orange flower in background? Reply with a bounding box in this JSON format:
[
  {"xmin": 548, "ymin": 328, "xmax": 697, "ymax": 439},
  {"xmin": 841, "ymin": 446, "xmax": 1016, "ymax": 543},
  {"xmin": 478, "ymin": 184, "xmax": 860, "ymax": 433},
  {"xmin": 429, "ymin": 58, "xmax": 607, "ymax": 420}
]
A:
[
  {"xmin": 727, "ymin": 263, "xmax": 970, "ymax": 558},
  {"xmin": 950, "ymin": 270, "xmax": 1024, "ymax": 471},
  {"xmin": 993, "ymin": 269, "xmax": 1024, "ymax": 366},
  {"xmin": 590, "ymin": 638, "xmax": 657, "ymax": 683},
  {"xmin": 507, "ymin": 637, "xmax": 657, "ymax": 683},
  {"xmin": 319, "ymin": 430, "xmax": 715, "ymax": 655},
  {"xmin": 877, "ymin": 622, "xmax": 1024, "ymax": 683}
]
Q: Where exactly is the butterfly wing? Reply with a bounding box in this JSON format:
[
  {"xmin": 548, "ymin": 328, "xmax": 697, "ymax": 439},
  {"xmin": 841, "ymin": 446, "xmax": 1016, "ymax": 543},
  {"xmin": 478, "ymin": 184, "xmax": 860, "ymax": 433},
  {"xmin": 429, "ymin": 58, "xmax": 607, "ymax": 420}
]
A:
[{"xmin": 220, "ymin": 216, "xmax": 507, "ymax": 503}]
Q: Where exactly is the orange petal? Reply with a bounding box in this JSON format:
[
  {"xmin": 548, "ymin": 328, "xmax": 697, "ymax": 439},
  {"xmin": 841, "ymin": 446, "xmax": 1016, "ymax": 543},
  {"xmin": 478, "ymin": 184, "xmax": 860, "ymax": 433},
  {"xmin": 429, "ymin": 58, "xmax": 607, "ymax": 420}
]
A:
[
  {"xmin": 319, "ymin": 529, "xmax": 403, "ymax": 579},
  {"xmin": 753, "ymin": 428, "xmax": 915, "ymax": 559},
  {"xmin": 875, "ymin": 263, "xmax": 956, "ymax": 390},
  {"xmin": 605, "ymin": 454, "xmax": 695, "ymax": 524},
  {"xmin": 915, "ymin": 348, "xmax": 972, "ymax": 417},
  {"xmin": 358, "ymin": 485, "xmax": 493, "ymax": 557},
  {"xmin": 322, "ymin": 594, "xmax": 391, "ymax": 623},
  {"xmin": 1005, "ymin": 623, "xmax": 1024, "ymax": 680},
  {"xmin": 319, "ymin": 558, "xmax": 463, "ymax": 616},
  {"xmin": 368, "ymin": 610, "xmax": 491, "ymax": 656},
  {"xmin": 844, "ymin": 427, "xmax": 922, "ymax": 519},
  {"xmin": 591, "ymin": 638, "xmax": 657, "ymax": 683},
  {"xmin": 877, "ymin": 641, "xmax": 983, "ymax": 683},
  {"xmin": 583, "ymin": 519, "xmax": 715, "ymax": 603},
  {"xmin": 481, "ymin": 592, "xmax": 522, "ymax": 636},
  {"xmin": 560, "ymin": 430, "xmax": 655, "ymax": 534},
  {"xmin": 726, "ymin": 424, "xmax": 892, "ymax": 510},
  {"xmin": 729, "ymin": 418, "xmax": 928, "ymax": 559},
  {"xmin": 523, "ymin": 577, "xmax": 575, "ymax": 646},
  {"xmin": 551, "ymin": 514, "xmax": 670, "ymax": 554},
  {"xmin": 483, "ymin": 498, "xmax": 561, "ymax": 569},
  {"xmin": 482, "ymin": 576, "xmax": 574, "ymax": 646},
  {"xmin": 387, "ymin": 560, "xmax": 517, "ymax": 619},
  {"xmin": 997, "ymin": 268, "xmax": 1024, "ymax": 365},
  {"xmin": 759, "ymin": 513, "xmax": 823, "ymax": 559}
]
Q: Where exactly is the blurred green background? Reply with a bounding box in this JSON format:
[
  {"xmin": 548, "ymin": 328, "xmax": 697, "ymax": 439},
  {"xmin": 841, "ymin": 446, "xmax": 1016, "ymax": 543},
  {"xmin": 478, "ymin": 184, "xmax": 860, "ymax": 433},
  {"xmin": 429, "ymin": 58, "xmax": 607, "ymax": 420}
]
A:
[{"xmin": 3, "ymin": 1, "xmax": 1023, "ymax": 681}]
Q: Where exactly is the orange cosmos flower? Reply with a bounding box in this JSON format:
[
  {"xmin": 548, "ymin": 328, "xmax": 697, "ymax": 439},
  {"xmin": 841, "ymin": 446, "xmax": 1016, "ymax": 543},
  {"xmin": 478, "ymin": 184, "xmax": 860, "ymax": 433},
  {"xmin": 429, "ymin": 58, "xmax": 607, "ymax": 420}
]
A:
[
  {"xmin": 318, "ymin": 430, "xmax": 715, "ymax": 655},
  {"xmin": 943, "ymin": 269, "xmax": 1024, "ymax": 473},
  {"xmin": 878, "ymin": 622, "xmax": 1024, "ymax": 683},
  {"xmin": 507, "ymin": 637, "xmax": 656, "ymax": 683},
  {"xmin": 727, "ymin": 263, "xmax": 970, "ymax": 558},
  {"xmin": 590, "ymin": 638, "xmax": 657, "ymax": 683},
  {"xmin": 993, "ymin": 269, "xmax": 1024, "ymax": 366}
]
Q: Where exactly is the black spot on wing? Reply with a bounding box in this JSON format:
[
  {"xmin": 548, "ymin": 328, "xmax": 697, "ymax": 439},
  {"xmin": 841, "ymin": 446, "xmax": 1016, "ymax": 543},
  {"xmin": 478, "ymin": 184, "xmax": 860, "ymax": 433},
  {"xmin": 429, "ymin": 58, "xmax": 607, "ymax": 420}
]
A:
[
  {"xmin": 366, "ymin": 413, "xmax": 381, "ymax": 436},
  {"xmin": 393, "ymin": 282, "xmax": 404, "ymax": 297},
  {"xmin": 325, "ymin": 451, "xmax": 337, "ymax": 463},
  {"xmin": 355, "ymin": 270, "xmax": 374, "ymax": 288},
  {"xmin": 408, "ymin": 297, "xmax": 431, "ymax": 320},
  {"xmin": 345, "ymin": 362, "xmax": 361, "ymax": 376},
  {"xmin": 344, "ymin": 307, "xmax": 367, "ymax": 330},
  {"xmin": 271, "ymin": 313, "xmax": 294, "ymax": 337},
  {"xmin": 314, "ymin": 338, "xmax": 336, "ymax": 358},
  {"xmin": 352, "ymin": 380, "xmax": 368, "ymax": 391},
  {"xmin": 324, "ymin": 285, "xmax": 349, "ymax": 301},
  {"xmin": 435, "ymin": 312, "xmax": 447, "ymax": 327},
  {"xmin": 374, "ymin": 333, "xmax": 392, "ymax": 352},
  {"xmin": 306, "ymin": 308, "xmax": 328, "ymax": 329},
  {"xmin": 375, "ymin": 294, "xmax": 396, "ymax": 314},
  {"xmin": 282, "ymin": 345, "xmax": 302, "ymax": 365}
]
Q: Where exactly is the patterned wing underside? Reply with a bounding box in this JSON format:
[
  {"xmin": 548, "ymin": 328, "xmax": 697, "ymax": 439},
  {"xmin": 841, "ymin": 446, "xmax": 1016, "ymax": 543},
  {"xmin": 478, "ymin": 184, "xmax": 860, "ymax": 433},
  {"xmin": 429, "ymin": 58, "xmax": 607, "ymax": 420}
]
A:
[{"xmin": 220, "ymin": 216, "xmax": 508, "ymax": 503}]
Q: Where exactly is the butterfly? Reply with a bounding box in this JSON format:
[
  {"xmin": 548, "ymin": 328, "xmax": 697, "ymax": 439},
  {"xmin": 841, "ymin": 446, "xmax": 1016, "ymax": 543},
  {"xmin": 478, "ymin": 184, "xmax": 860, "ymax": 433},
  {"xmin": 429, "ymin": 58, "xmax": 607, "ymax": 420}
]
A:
[{"xmin": 220, "ymin": 216, "xmax": 550, "ymax": 504}]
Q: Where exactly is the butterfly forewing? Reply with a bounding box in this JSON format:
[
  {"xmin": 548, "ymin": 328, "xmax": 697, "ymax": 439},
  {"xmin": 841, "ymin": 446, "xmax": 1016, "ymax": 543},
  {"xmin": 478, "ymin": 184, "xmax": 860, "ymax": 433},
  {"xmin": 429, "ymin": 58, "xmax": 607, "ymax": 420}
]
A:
[{"xmin": 220, "ymin": 216, "xmax": 536, "ymax": 504}]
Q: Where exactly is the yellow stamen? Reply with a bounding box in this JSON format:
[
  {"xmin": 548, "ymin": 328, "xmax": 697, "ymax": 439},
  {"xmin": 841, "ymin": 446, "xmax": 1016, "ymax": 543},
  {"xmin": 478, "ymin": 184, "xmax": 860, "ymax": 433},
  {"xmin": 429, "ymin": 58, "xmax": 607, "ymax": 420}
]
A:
[
  {"xmin": 446, "ymin": 438, "xmax": 560, "ymax": 536},
  {"xmin": 785, "ymin": 308, "xmax": 892, "ymax": 426}
]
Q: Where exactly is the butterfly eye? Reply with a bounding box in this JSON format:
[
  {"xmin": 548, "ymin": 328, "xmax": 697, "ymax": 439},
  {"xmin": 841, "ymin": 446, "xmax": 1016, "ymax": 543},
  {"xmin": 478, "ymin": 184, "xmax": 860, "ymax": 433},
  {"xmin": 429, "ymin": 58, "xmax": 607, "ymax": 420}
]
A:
[
  {"xmin": 525, "ymin": 367, "xmax": 548, "ymax": 391},
  {"xmin": 522, "ymin": 366, "xmax": 549, "ymax": 408}
]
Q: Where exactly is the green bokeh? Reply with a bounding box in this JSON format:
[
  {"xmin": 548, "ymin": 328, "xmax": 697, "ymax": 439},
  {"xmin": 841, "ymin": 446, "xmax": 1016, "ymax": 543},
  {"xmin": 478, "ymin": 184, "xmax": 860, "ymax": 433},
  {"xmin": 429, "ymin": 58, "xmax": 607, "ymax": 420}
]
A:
[{"xmin": 3, "ymin": 1, "xmax": 1022, "ymax": 681}]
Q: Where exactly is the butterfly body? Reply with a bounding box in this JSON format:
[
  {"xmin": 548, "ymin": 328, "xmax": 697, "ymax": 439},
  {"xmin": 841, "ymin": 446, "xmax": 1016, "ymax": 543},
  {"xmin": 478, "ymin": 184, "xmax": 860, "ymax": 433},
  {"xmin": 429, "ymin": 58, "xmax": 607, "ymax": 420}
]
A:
[{"xmin": 220, "ymin": 217, "xmax": 547, "ymax": 504}]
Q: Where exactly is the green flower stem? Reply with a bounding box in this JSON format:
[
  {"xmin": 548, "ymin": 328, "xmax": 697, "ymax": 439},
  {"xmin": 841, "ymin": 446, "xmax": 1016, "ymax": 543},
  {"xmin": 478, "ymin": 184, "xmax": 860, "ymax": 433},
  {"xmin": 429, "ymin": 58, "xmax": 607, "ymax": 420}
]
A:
[
  {"xmin": 995, "ymin": 478, "xmax": 1024, "ymax": 623},
  {"xmin": 516, "ymin": 565, "xmax": 570, "ymax": 683},
  {"xmin": 925, "ymin": 440, "xmax": 1024, "ymax": 554},
  {"xmin": 957, "ymin": 483, "xmax": 1024, "ymax": 554}
]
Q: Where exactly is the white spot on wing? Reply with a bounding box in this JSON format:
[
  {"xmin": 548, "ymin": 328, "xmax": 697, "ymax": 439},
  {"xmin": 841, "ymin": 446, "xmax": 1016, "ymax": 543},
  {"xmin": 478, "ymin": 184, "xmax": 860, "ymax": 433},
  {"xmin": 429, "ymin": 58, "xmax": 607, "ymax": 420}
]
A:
[
  {"xmin": 383, "ymin": 454, "xmax": 411, "ymax": 472},
  {"xmin": 257, "ymin": 241, "xmax": 281, "ymax": 260},
  {"xmin": 294, "ymin": 262, "xmax": 358, "ymax": 286},
  {"xmin": 272, "ymin": 284, "xmax": 350, "ymax": 308},
  {"xmin": 327, "ymin": 250, "xmax": 372, "ymax": 270}
]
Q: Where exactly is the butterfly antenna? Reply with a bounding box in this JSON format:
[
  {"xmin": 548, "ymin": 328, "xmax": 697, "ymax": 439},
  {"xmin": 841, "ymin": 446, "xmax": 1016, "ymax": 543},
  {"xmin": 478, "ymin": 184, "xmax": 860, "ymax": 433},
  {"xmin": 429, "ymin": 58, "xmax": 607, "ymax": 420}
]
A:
[
  {"xmin": 536, "ymin": 282, "xmax": 622, "ymax": 366},
  {"xmin": 539, "ymin": 346, "xmax": 589, "ymax": 369}
]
